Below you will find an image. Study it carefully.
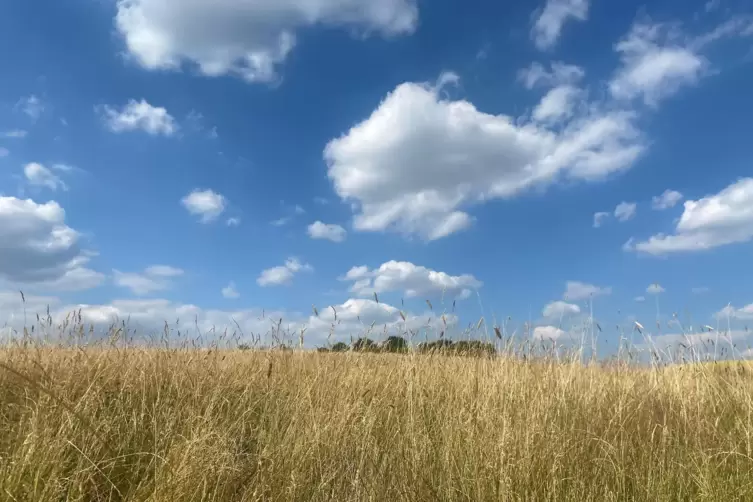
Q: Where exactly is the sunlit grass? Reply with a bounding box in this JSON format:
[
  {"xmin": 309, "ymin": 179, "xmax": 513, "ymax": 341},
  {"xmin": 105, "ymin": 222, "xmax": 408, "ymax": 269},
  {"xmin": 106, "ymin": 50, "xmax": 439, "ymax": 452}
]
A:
[{"xmin": 2, "ymin": 323, "xmax": 753, "ymax": 501}]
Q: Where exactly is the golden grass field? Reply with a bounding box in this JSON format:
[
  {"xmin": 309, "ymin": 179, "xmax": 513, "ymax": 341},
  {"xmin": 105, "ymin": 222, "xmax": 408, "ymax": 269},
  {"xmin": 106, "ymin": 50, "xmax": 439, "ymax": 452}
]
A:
[{"xmin": 1, "ymin": 342, "xmax": 753, "ymax": 501}]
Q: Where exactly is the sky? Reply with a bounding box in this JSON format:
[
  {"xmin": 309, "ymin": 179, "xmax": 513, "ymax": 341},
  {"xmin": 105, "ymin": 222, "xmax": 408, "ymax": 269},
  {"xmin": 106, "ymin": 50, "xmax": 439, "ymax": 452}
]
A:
[{"xmin": 1, "ymin": 0, "xmax": 753, "ymax": 356}]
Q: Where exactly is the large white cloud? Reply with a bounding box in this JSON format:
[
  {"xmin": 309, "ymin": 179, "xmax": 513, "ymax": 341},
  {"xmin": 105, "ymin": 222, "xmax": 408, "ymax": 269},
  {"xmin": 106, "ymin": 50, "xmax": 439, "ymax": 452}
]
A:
[
  {"xmin": 628, "ymin": 178, "xmax": 753, "ymax": 254},
  {"xmin": 325, "ymin": 76, "xmax": 644, "ymax": 240},
  {"xmin": 115, "ymin": 0, "xmax": 418, "ymax": 83},
  {"xmin": 531, "ymin": 0, "xmax": 589, "ymax": 50},
  {"xmin": 0, "ymin": 197, "xmax": 104, "ymax": 291},
  {"xmin": 563, "ymin": 281, "xmax": 611, "ymax": 301},
  {"xmin": 609, "ymin": 17, "xmax": 753, "ymax": 106},
  {"xmin": 542, "ymin": 300, "xmax": 581, "ymax": 319},
  {"xmin": 257, "ymin": 257, "xmax": 312, "ymax": 287},
  {"xmin": 23, "ymin": 163, "xmax": 68, "ymax": 191},
  {"xmin": 181, "ymin": 189, "xmax": 227, "ymax": 223},
  {"xmin": 101, "ymin": 99, "xmax": 177, "ymax": 136},
  {"xmin": 342, "ymin": 260, "xmax": 481, "ymax": 300},
  {"xmin": 307, "ymin": 221, "xmax": 347, "ymax": 242},
  {"xmin": 532, "ymin": 325, "xmax": 568, "ymax": 340}
]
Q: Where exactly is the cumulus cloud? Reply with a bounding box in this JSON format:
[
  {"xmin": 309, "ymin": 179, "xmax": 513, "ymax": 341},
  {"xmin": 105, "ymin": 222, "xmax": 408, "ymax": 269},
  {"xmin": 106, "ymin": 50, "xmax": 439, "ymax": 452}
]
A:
[
  {"xmin": 23, "ymin": 163, "xmax": 68, "ymax": 191},
  {"xmin": 531, "ymin": 0, "xmax": 589, "ymax": 50},
  {"xmin": 608, "ymin": 16, "xmax": 753, "ymax": 106},
  {"xmin": 609, "ymin": 22, "xmax": 707, "ymax": 106},
  {"xmin": 181, "ymin": 189, "xmax": 227, "ymax": 223},
  {"xmin": 307, "ymin": 221, "xmax": 347, "ymax": 242},
  {"xmin": 325, "ymin": 75, "xmax": 644, "ymax": 240},
  {"xmin": 115, "ymin": 0, "xmax": 418, "ymax": 83},
  {"xmin": 628, "ymin": 178, "xmax": 753, "ymax": 254},
  {"xmin": 532, "ymin": 325, "xmax": 568, "ymax": 340},
  {"xmin": 342, "ymin": 260, "xmax": 481, "ymax": 300},
  {"xmin": 532, "ymin": 85, "xmax": 583, "ymax": 123},
  {"xmin": 614, "ymin": 201, "xmax": 637, "ymax": 222},
  {"xmin": 222, "ymin": 281, "xmax": 240, "ymax": 299},
  {"xmin": 563, "ymin": 281, "xmax": 611, "ymax": 301},
  {"xmin": 646, "ymin": 283, "xmax": 665, "ymax": 294},
  {"xmin": 101, "ymin": 99, "xmax": 177, "ymax": 136},
  {"xmin": 226, "ymin": 217, "xmax": 241, "ymax": 227},
  {"xmin": 114, "ymin": 265, "xmax": 184, "ymax": 295},
  {"xmin": 0, "ymin": 197, "xmax": 104, "ymax": 292},
  {"xmin": 652, "ymin": 189, "xmax": 683, "ymax": 210},
  {"xmin": 542, "ymin": 300, "xmax": 581, "ymax": 319},
  {"xmin": 593, "ymin": 211, "xmax": 610, "ymax": 228},
  {"xmin": 716, "ymin": 303, "xmax": 753, "ymax": 320},
  {"xmin": 257, "ymin": 258, "xmax": 312, "ymax": 287}
]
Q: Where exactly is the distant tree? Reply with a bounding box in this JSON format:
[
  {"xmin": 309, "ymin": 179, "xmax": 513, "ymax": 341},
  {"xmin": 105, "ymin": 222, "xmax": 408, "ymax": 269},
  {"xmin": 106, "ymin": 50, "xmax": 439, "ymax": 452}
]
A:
[
  {"xmin": 237, "ymin": 343, "xmax": 252, "ymax": 351},
  {"xmin": 418, "ymin": 339, "xmax": 455, "ymax": 354},
  {"xmin": 331, "ymin": 342, "xmax": 349, "ymax": 352},
  {"xmin": 454, "ymin": 340, "xmax": 496, "ymax": 357},
  {"xmin": 381, "ymin": 336, "xmax": 408, "ymax": 353},
  {"xmin": 352, "ymin": 338, "xmax": 377, "ymax": 352}
]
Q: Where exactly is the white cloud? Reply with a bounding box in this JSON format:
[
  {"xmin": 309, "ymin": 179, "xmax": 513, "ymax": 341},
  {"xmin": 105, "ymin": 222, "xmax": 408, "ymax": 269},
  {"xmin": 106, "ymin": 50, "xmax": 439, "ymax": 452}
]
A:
[
  {"xmin": 23, "ymin": 163, "xmax": 68, "ymax": 191},
  {"xmin": 222, "ymin": 281, "xmax": 240, "ymax": 299},
  {"xmin": 257, "ymin": 257, "xmax": 312, "ymax": 287},
  {"xmin": 542, "ymin": 300, "xmax": 581, "ymax": 318},
  {"xmin": 342, "ymin": 260, "xmax": 481, "ymax": 299},
  {"xmin": 609, "ymin": 22, "xmax": 706, "ymax": 106},
  {"xmin": 0, "ymin": 148, "xmax": 7, "ymax": 158},
  {"xmin": 518, "ymin": 61, "xmax": 585, "ymax": 89},
  {"xmin": 652, "ymin": 189, "xmax": 683, "ymax": 210},
  {"xmin": 531, "ymin": 0, "xmax": 589, "ymax": 50},
  {"xmin": 101, "ymin": 99, "xmax": 177, "ymax": 136},
  {"xmin": 628, "ymin": 178, "xmax": 753, "ymax": 254},
  {"xmin": 181, "ymin": 189, "xmax": 227, "ymax": 223},
  {"xmin": 226, "ymin": 217, "xmax": 241, "ymax": 227},
  {"xmin": 115, "ymin": 0, "xmax": 418, "ymax": 83},
  {"xmin": 307, "ymin": 221, "xmax": 347, "ymax": 242},
  {"xmin": 593, "ymin": 211, "xmax": 610, "ymax": 228},
  {"xmin": 1, "ymin": 129, "xmax": 28, "ymax": 139},
  {"xmin": 532, "ymin": 85, "xmax": 582, "ymax": 123},
  {"xmin": 325, "ymin": 76, "xmax": 644, "ymax": 240},
  {"xmin": 144, "ymin": 265, "xmax": 184, "ymax": 277},
  {"xmin": 614, "ymin": 201, "xmax": 637, "ymax": 222},
  {"xmin": 646, "ymin": 283, "xmax": 665, "ymax": 294},
  {"xmin": 0, "ymin": 197, "xmax": 104, "ymax": 291},
  {"xmin": 716, "ymin": 304, "xmax": 753, "ymax": 320},
  {"xmin": 692, "ymin": 286, "xmax": 710, "ymax": 294},
  {"xmin": 607, "ymin": 16, "xmax": 753, "ymax": 106},
  {"xmin": 114, "ymin": 265, "xmax": 184, "ymax": 295},
  {"xmin": 16, "ymin": 95, "xmax": 44, "ymax": 120},
  {"xmin": 635, "ymin": 296, "xmax": 646, "ymax": 302},
  {"xmin": 532, "ymin": 325, "xmax": 568, "ymax": 340},
  {"xmin": 563, "ymin": 281, "xmax": 611, "ymax": 301}
]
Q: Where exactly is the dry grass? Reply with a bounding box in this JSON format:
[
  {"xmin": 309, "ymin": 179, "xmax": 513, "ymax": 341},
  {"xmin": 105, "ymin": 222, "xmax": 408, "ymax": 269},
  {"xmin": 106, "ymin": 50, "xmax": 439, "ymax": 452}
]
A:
[{"xmin": 1, "ymin": 343, "xmax": 753, "ymax": 501}]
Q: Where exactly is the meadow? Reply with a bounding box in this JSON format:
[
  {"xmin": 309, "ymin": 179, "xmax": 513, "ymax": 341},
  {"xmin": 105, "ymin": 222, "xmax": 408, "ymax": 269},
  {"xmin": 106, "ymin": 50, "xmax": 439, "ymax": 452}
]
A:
[{"xmin": 1, "ymin": 319, "xmax": 753, "ymax": 501}]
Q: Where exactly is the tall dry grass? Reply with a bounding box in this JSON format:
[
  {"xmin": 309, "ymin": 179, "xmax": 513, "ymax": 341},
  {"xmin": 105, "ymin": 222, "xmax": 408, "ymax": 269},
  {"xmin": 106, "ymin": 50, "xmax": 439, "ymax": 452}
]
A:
[{"xmin": 2, "ymin": 340, "xmax": 753, "ymax": 501}]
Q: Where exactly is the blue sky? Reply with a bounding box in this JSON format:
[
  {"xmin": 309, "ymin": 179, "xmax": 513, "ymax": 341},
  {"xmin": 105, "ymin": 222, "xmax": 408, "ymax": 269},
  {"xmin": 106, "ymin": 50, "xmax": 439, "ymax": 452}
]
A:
[{"xmin": 1, "ymin": 0, "xmax": 753, "ymax": 355}]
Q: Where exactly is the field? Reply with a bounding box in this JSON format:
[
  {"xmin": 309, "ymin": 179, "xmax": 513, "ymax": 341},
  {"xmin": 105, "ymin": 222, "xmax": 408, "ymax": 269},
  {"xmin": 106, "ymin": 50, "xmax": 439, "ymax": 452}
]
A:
[{"xmin": 2, "ymin": 336, "xmax": 753, "ymax": 502}]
